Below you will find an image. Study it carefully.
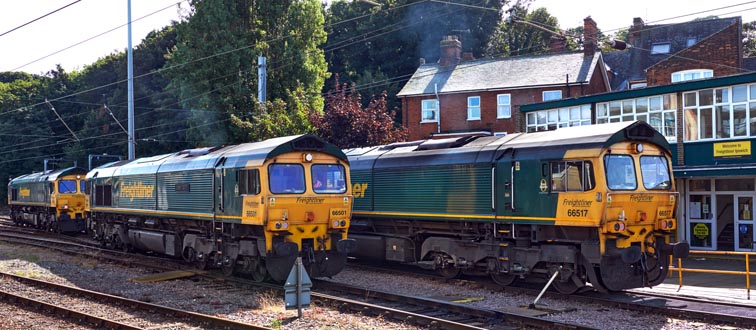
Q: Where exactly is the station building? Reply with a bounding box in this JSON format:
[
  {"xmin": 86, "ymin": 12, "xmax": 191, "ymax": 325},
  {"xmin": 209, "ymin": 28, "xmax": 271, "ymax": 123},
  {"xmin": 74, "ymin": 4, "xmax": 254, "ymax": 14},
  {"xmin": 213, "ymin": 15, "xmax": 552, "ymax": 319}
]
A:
[{"xmin": 521, "ymin": 72, "xmax": 756, "ymax": 252}]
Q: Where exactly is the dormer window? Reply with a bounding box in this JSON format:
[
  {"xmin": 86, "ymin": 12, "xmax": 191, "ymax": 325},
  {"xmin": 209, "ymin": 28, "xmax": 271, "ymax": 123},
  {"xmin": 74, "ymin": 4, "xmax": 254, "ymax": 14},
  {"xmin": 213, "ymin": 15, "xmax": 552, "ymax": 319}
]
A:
[
  {"xmin": 651, "ymin": 43, "xmax": 671, "ymax": 54},
  {"xmin": 687, "ymin": 37, "xmax": 697, "ymax": 47},
  {"xmin": 671, "ymin": 69, "xmax": 713, "ymax": 83}
]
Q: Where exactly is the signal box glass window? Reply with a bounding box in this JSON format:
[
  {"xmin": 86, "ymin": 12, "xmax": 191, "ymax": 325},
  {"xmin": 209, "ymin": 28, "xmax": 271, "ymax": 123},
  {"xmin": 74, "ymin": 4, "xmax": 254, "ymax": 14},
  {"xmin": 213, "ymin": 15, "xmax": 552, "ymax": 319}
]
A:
[
  {"xmin": 550, "ymin": 161, "xmax": 595, "ymax": 192},
  {"xmin": 269, "ymin": 164, "xmax": 305, "ymax": 194},
  {"xmin": 640, "ymin": 156, "xmax": 672, "ymax": 190},
  {"xmin": 312, "ymin": 164, "xmax": 347, "ymax": 194},
  {"xmin": 59, "ymin": 180, "xmax": 77, "ymax": 193},
  {"xmin": 604, "ymin": 155, "xmax": 637, "ymax": 190},
  {"xmin": 421, "ymin": 99, "xmax": 438, "ymax": 122},
  {"xmin": 238, "ymin": 169, "xmax": 260, "ymax": 195}
]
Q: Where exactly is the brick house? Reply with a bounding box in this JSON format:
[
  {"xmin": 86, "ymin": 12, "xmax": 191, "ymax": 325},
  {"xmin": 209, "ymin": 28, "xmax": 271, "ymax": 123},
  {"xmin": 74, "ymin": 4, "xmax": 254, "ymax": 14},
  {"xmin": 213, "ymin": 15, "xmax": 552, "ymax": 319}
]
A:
[
  {"xmin": 603, "ymin": 17, "xmax": 747, "ymax": 90},
  {"xmin": 397, "ymin": 18, "xmax": 611, "ymax": 140}
]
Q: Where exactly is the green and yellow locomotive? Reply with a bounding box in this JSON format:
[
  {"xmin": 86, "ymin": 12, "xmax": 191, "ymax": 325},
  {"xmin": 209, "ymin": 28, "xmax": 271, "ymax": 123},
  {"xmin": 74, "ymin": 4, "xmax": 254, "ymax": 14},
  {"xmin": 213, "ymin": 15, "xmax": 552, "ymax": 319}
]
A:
[
  {"xmin": 8, "ymin": 167, "xmax": 88, "ymax": 233},
  {"xmin": 87, "ymin": 134, "xmax": 355, "ymax": 281},
  {"xmin": 346, "ymin": 121, "xmax": 689, "ymax": 293}
]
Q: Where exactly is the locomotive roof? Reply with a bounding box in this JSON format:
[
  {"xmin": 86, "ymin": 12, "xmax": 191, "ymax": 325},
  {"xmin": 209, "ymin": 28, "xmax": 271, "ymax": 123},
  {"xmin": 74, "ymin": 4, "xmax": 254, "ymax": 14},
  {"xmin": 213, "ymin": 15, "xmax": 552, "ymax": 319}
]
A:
[
  {"xmin": 87, "ymin": 134, "xmax": 346, "ymax": 178},
  {"xmin": 9, "ymin": 167, "xmax": 87, "ymax": 185},
  {"xmin": 346, "ymin": 121, "xmax": 669, "ymax": 169}
]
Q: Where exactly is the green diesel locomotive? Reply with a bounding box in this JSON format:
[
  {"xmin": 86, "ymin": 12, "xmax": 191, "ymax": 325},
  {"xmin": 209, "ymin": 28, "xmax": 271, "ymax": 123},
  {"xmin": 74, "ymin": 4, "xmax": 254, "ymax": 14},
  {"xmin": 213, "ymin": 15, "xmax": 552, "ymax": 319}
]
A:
[
  {"xmin": 87, "ymin": 134, "xmax": 355, "ymax": 281},
  {"xmin": 346, "ymin": 121, "xmax": 689, "ymax": 293}
]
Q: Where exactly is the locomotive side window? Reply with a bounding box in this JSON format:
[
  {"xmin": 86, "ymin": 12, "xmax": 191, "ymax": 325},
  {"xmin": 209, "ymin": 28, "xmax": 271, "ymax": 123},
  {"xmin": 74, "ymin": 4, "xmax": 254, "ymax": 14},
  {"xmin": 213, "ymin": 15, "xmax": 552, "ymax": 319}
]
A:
[
  {"xmin": 269, "ymin": 164, "xmax": 305, "ymax": 194},
  {"xmin": 605, "ymin": 155, "xmax": 637, "ymax": 190},
  {"xmin": 94, "ymin": 184, "xmax": 113, "ymax": 206},
  {"xmin": 80, "ymin": 181, "xmax": 87, "ymax": 194},
  {"xmin": 10, "ymin": 188, "xmax": 18, "ymax": 201},
  {"xmin": 238, "ymin": 169, "xmax": 261, "ymax": 195},
  {"xmin": 640, "ymin": 156, "xmax": 672, "ymax": 190},
  {"xmin": 312, "ymin": 164, "xmax": 347, "ymax": 194},
  {"xmin": 59, "ymin": 180, "xmax": 77, "ymax": 193},
  {"xmin": 551, "ymin": 161, "xmax": 595, "ymax": 192}
]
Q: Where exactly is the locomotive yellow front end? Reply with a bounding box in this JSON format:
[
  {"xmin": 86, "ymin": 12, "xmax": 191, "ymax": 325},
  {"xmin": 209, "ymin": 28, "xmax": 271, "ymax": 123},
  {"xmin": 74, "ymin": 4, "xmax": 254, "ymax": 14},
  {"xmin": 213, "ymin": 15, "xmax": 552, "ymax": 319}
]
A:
[
  {"xmin": 597, "ymin": 141, "xmax": 689, "ymax": 291},
  {"xmin": 255, "ymin": 151, "xmax": 355, "ymax": 280},
  {"xmin": 52, "ymin": 174, "xmax": 87, "ymax": 232}
]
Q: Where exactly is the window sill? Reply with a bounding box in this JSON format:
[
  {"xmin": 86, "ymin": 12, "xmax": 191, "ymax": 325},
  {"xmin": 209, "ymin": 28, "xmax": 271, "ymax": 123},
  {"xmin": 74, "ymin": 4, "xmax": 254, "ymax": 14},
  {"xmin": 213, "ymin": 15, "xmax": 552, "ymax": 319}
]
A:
[
  {"xmin": 467, "ymin": 118, "xmax": 481, "ymax": 121},
  {"xmin": 420, "ymin": 120, "xmax": 438, "ymax": 124},
  {"xmin": 497, "ymin": 116, "xmax": 511, "ymax": 119}
]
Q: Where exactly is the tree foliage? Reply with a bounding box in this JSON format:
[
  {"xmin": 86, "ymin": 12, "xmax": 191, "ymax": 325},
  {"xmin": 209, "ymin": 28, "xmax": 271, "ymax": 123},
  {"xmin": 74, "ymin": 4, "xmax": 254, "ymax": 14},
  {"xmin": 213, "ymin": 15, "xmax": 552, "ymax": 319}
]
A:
[
  {"xmin": 485, "ymin": 4, "xmax": 564, "ymax": 57},
  {"xmin": 310, "ymin": 77, "xmax": 406, "ymax": 149}
]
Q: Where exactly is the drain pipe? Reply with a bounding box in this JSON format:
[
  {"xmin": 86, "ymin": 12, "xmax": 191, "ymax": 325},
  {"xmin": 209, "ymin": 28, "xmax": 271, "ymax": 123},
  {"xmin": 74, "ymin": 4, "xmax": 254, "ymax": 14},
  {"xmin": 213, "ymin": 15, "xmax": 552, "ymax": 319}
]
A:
[{"xmin": 435, "ymin": 83, "xmax": 441, "ymax": 134}]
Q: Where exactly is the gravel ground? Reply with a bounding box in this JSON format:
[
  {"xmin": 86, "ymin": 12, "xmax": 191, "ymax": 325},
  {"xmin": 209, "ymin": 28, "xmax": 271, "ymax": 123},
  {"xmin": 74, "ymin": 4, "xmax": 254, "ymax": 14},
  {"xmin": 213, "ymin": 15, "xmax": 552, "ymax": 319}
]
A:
[
  {"xmin": 327, "ymin": 268, "xmax": 750, "ymax": 330},
  {"xmin": 0, "ymin": 241, "xmax": 420, "ymax": 330}
]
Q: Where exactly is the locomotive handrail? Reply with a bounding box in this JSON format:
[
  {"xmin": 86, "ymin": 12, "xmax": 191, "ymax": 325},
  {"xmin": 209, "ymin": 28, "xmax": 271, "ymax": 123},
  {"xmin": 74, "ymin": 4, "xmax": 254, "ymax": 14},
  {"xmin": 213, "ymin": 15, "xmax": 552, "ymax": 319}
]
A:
[{"xmin": 668, "ymin": 250, "xmax": 755, "ymax": 299}]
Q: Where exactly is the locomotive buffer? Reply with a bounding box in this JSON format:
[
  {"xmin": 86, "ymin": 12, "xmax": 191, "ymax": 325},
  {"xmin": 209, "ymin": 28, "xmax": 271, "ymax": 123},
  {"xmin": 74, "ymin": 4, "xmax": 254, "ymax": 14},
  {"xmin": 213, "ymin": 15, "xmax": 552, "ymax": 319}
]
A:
[{"xmin": 284, "ymin": 257, "xmax": 311, "ymax": 318}]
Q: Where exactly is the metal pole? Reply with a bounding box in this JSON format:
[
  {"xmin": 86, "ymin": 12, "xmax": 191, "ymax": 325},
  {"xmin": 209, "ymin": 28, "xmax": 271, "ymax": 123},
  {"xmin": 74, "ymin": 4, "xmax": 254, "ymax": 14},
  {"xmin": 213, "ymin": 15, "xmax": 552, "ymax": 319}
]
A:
[
  {"xmin": 296, "ymin": 257, "xmax": 303, "ymax": 318},
  {"xmin": 126, "ymin": 0, "xmax": 135, "ymax": 160},
  {"xmin": 530, "ymin": 266, "xmax": 561, "ymax": 309},
  {"xmin": 258, "ymin": 56, "xmax": 267, "ymax": 104}
]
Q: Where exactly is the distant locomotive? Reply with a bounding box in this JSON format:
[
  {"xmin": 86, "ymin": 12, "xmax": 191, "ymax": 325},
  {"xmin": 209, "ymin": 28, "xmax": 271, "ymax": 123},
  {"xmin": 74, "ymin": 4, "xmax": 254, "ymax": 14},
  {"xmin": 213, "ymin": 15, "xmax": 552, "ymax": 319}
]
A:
[
  {"xmin": 86, "ymin": 134, "xmax": 355, "ymax": 281},
  {"xmin": 8, "ymin": 167, "xmax": 88, "ymax": 233},
  {"xmin": 345, "ymin": 121, "xmax": 689, "ymax": 293}
]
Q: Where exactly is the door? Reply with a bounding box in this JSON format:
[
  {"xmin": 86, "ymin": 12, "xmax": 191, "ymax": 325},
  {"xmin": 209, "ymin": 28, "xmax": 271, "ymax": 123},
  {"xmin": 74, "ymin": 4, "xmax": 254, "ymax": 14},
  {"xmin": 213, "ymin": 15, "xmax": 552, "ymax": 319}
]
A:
[{"xmin": 735, "ymin": 194, "xmax": 755, "ymax": 251}]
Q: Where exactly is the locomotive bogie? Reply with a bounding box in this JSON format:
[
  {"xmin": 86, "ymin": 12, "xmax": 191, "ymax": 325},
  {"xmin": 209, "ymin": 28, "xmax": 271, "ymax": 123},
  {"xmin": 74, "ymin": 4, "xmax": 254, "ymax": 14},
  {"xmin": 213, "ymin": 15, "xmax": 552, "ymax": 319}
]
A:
[{"xmin": 346, "ymin": 121, "xmax": 689, "ymax": 292}]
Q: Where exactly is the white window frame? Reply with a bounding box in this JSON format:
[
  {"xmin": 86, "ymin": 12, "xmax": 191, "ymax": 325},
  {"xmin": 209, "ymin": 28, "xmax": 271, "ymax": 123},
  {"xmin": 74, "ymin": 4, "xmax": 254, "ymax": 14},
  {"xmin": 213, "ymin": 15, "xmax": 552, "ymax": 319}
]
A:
[
  {"xmin": 543, "ymin": 90, "xmax": 562, "ymax": 102},
  {"xmin": 683, "ymin": 84, "xmax": 756, "ymax": 142},
  {"xmin": 652, "ymin": 43, "xmax": 671, "ymax": 54},
  {"xmin": 672, "ymin": 69, "xmax": 713, "ymax": 83},
  {"xmin": 596, "ymin": 94, "xmax": 677, "ymax": 141},
  {"xmin": 525, "ymin": 104, "xmax": 591, "ymax": 132},
  {"xmin": 467, "ymin": 96, "xmax": 481, "ymax": 120},
  {"xmin": 497, "ymin": 94, "xmax": 511, "ymax": 119},
  {"xmin": 421, "ymin": 99, "xmax": 438, "ymax": 122}
]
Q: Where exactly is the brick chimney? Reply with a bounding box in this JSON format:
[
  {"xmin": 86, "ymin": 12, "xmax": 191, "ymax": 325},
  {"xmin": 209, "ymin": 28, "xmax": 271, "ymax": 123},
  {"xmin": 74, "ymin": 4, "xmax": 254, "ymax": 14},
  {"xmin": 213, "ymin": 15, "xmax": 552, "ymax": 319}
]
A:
[
  {"xmin": 462, "ymin": 52, "xmax": 475, "ymax": 61},
  {"xmin": 583, "ymin": 16, "xmax": 598, "ymax": 57},
  {"xmin": 628, "ymin": 17, "xmax": 644, "ymax": 46},
  {"xmin": 550, "ymin": 35, "xmax": 566, "ymax": 53},
  {"xmin": 439, "ymin": 35, "xmax": 462, "ymax": 66}
]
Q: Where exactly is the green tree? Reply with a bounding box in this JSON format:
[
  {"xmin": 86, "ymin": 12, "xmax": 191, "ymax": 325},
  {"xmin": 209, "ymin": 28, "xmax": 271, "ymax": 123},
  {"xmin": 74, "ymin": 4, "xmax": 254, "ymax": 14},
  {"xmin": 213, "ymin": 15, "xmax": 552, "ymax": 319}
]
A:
[
  {"xmin": 167, "ymin": 0, "xmax": 328, "ymax": 146},
  {"xmin": 485, "ymin": 5, "xmax": 562, "ymax": 57},
  {"xmin": 744, "ymin": 21, "xmax": 756, "ymax": 58}
]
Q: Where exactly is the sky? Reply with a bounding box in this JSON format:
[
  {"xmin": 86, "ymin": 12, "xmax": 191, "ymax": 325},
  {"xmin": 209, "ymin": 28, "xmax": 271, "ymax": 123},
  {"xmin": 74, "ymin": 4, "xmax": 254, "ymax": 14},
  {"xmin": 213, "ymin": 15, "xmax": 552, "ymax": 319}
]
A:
[
  {"xmin": 3, "ymin": 1, "xmax": 756, "ymax": 75},
  {"xmin": 0, "ymin": 0, "xmax": 184, "ymax": 75}
]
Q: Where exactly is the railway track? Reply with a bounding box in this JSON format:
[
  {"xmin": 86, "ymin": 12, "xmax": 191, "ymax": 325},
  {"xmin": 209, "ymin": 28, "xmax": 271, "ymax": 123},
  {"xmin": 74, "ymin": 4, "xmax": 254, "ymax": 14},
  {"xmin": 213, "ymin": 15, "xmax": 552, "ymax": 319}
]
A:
[
  {"xmin": 1, "ymin": 222, "xmax": 597, "ymax": 329},
  {"xmin": 0, "ymin": 270, "xmax": 269, "ymax": 330}
]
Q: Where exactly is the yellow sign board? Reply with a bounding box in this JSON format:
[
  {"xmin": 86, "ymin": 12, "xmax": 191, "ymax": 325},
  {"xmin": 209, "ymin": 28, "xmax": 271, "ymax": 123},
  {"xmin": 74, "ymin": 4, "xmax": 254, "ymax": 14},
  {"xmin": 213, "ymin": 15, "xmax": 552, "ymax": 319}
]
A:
[
  {"xmin": 713, "ymin": 141, "xmax": 751, "ymax": 158},
  {"xmin": 693, "ymin": 223, "xmax": 709, "ymax": 239}
]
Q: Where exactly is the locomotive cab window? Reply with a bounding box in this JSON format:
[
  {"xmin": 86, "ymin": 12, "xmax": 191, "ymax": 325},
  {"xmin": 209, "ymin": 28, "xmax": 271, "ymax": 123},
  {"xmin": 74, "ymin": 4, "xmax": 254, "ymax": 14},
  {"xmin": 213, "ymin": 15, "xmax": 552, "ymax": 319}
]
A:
[
  {"xmin": 640, "ymin": 156, "xmax": 672, "ymax": 190},
  {"xmin": 312, "ymin": 164, "xmax": 347, "ymax": 194},
  {"xmin": 605, "ymin": 155, "xmax": 637, "ymax": 190},
  {"xmin": 80, "ymin": 181, "xmax": 87, "ymax": 194},
  {"xmin": 238, "ymin": 169, "xmax": 260, "ymax": 195},
  {"xmin": 269, "ymin": 164, "xmax": 305, "ymax": 194},
  {"xmin": 550, "ymin": 161, "xmax": 595, "ymax": 192},
  {"xmin": 10, "ymin": 188, "xmax": 18, "ymax": 201},
  {"xmin": 59, "ymin": 180, "xmax": 77, "ymax": 193}
]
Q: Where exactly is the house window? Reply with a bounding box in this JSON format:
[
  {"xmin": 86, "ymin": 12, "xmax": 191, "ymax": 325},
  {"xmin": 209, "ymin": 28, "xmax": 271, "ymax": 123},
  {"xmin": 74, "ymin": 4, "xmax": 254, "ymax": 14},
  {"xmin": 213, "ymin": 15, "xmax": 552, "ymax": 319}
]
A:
[
  {"xmin": 467, "ymin": 96, "xmax": 480, "ymax": 120},
  {"xmin": 525, "ymin": 104, "xmax": 591, "ymax": 132},
  {"xmin": 651, "ymin": 43, "xmax": 671, "ymax": 54},
  {"xmin": 597, "ymin": 94, "xmax": 677, "ymax": 140},
  {"xmin": 630, "ymin": 82, "xmax": 647, "ymax": 89},
  {"xmin": 421, "ymin": 99, "xmax": 438, "ymax": 122},
  {"xmin": 543, "ymin": 90, "xmax": 562, "ymax": 101},
  {"xmin": 683, "ymin": 84, "xmax": 756, "ymax": 141},
  {"xmin": 672, "ymin": 69, "xmax": 713, "ymax": 83},
  {"xmin": 687, "ymin": 37, "xmax": 697, "ymax": 47},
  {"xmin": 497, "ymin": 94, "xmax": 511, "ymax": 118}
]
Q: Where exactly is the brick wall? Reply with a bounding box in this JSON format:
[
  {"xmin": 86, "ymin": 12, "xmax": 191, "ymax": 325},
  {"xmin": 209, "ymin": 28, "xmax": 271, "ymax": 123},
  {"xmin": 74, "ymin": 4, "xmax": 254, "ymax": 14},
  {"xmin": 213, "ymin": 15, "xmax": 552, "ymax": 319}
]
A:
[{"xmin": 646, "ymin": 23, "xmax": 743, "ymax": 86}]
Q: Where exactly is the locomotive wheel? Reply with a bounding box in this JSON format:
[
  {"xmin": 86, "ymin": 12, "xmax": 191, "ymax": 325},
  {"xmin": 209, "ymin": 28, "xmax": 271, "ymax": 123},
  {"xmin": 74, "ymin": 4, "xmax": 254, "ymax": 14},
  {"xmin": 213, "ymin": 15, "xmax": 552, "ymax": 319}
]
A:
[
  {"xmin": 490, "ymin": 273, "xmax": 516, "ymax": 287},
  {"xmin": 552, "ymin": 278, "xmax": 582, "ymax": 294},
  {"xmin": 222, "ymin": 257, "xmax": 237, "ymax": 276},
  {"xmin": 251, "ymin": 260, "xmax": 268, "ymax": 283},
  {"xmin": 438, "ymin": 266, "xmax": 461, "ymax": 279}
]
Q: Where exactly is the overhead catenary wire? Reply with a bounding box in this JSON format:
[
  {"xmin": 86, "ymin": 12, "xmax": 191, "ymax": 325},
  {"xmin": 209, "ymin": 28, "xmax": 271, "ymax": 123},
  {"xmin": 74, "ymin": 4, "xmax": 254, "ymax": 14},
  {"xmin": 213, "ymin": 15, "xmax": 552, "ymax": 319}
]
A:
[{"xmin": 0, "ymin": 0, "xmax": 81, "ymax": 38}]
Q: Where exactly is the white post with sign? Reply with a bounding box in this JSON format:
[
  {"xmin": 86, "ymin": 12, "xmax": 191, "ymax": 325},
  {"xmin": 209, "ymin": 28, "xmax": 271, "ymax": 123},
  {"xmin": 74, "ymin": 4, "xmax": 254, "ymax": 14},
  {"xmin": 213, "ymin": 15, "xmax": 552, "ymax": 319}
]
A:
[{"xmin": 284, "ymin": 257, "xmax": 311, "ymax": 318}]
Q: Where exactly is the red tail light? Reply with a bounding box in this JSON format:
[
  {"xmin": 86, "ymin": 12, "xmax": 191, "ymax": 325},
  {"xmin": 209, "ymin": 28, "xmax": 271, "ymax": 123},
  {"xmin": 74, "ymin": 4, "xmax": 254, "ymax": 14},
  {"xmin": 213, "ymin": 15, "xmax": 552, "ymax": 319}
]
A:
[
  {"xmin": 306, "ymin": 212, "xmax": 315, "ymax": 222},
  {"xmin": 639, "ymin": 212, "xmax": 647, "ymax": 222}
]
